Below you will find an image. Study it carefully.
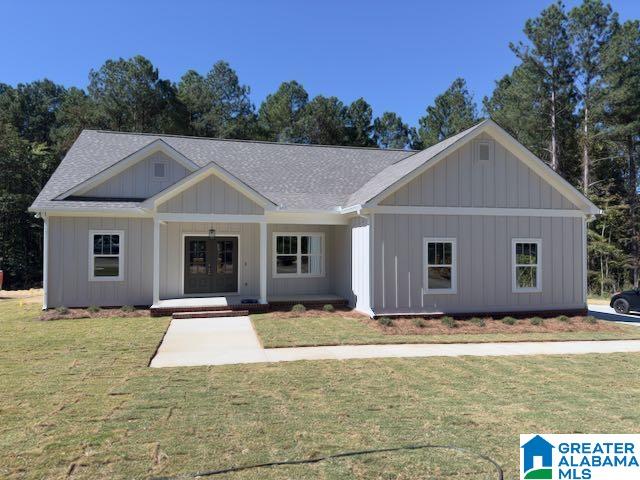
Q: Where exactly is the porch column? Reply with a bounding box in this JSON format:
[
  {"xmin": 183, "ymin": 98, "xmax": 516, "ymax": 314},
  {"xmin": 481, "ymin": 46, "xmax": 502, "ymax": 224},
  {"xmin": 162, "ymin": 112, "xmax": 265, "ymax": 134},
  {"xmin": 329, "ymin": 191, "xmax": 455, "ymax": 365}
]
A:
[
  {"xmin": 259, "ymin": 221, "xmax": 267, "ymax": 304},
  {"xmin": 153, "ymin": 217, "xmax": 160, "ymax": 306},
  {"xmin": 42, "ymin": 214, "xmax": 49, "ymax": 310}
]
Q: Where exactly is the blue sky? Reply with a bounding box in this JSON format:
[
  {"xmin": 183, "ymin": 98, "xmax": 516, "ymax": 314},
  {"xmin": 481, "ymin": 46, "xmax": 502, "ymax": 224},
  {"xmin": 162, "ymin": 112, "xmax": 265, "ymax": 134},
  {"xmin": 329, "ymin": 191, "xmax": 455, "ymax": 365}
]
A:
[{"xmin": 2, "ymin": 0, "xmax": 639, "ymax": 127}]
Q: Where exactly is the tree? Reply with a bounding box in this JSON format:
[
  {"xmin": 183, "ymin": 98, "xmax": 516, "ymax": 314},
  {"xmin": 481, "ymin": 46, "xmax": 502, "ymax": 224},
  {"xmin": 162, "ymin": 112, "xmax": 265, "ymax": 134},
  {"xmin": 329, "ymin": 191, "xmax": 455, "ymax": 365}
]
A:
[
  {"xmin": 257, "ymin": 81, "xmax": 308, "ymax": 142},
  {"xmin": 373, "ymin": 112, "xmax": 411, "ymax": 149},
  {"xmin": 511, "ymin": 2, "xmax": 577, "ymax": 173},
  {"xmin": 569, "ymin": 0, "xmax": 617, "ymax": 194},
  {"xmin": 88, "ymin": 55, "xmax": 185, "ymax": 134},
  {"xmin": 296, "ymin": 96, "xmax": 348, "ymax": 145},
  {"xmin": 600, "ymin": 20, "xmax": 640, "ymax": 286},
  {"xmin": 50, "ymin": 87, "xmax": 101, "ymax": 156},
  {"xmin": 177, "ymin": 61, "xmax": 255, "ymax": 139},
  {"xmin": 416, "ymin": 78, "xmax": 478, "ymax": 148},
  {"xmin": 344, "ymin": 98, "xmax": 375, "ymax": 147}
]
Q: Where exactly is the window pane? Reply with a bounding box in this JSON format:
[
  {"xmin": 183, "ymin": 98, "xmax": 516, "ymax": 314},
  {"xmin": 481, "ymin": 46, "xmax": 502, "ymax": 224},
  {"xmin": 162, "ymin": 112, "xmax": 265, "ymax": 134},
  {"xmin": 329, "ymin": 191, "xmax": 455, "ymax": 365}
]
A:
[
  {"xmin": 443, "ymin": 243, "xmax": 452, "ymax": 265},
  {"xmin": 291, "ymin": 236, "xmax": 297, "ymax": 254},
  {"xmin": 530, "ymin": 243, "xmax": 537, "ymax": 262},
  {"xmin": 428, "ymin": 267, "xmax": 452, "ymax": 289},
  {"xmin": 111, "ymin": 235, "xmax": 120, "ymax": 254},
  {"xmin": 308, "ymin": 236, "xmax": 321, "ymax": 254},
  {"xmin": 301, "ymin": 236, "xmax": 308, "ymax": 254},
  {"xmin": 94, "ymin": 256, "xmax": 119, "ymax": 277},
  {"xmin": 94, "ymin": 235, "xmax": 103, "ymax": 255},
  {"xmin": 276, "ymin": 255, "xmax": 297, "ymax": 274},
  {"xmin": 516, "ymin": 266, "xmax": 537, "ymax": 288},
  {"xmin": 189, "ymin": 240, "xmax": 207, "ymax": 274},
  {"xmin": 428, "ymin": 243, "xmax": 435, "ymax": 265},
  {"xmin": 301, "ymin": 255, "xmax": 322, "ymax": 275},
  {"xmin": 516, "ymin": 242, "xmax": 537, "ymax": 265}
]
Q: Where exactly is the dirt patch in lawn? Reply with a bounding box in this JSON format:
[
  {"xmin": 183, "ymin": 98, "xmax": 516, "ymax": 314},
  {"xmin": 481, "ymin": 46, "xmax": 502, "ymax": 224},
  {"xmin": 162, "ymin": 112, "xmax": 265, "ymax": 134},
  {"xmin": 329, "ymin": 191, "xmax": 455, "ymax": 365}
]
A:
[
  {"xmin": 40, "ymin": 307, "xmax": 152, "ymax": 321},
  {"xmin": 366, "ymin": 316, "xmax": 623, "ymax": 336}
]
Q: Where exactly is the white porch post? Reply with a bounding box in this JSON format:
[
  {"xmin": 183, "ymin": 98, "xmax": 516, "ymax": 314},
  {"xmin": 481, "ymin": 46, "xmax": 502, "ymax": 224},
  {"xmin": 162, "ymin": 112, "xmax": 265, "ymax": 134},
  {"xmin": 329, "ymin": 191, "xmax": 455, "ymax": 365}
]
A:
[
  {"xmin": 153, "ymin": 217, "xmax": 160, "ymax": 306},
  {"xmin": 42, "ymin": 214, "xmax": 49, "ymax": 310},
  {"xmin": 259, "ymin": 221, "xmax": 267, "ymax": 304}
]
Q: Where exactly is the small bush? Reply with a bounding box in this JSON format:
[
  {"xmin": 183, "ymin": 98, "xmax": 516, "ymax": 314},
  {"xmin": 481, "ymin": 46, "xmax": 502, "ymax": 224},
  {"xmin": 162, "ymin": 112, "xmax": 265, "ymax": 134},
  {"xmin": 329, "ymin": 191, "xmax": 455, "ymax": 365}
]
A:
[
  {"xmin": 501, "ymin": 316, "xmax": 516, "ymax": 326},
  {"xmin": 412, "ymin": 318, "xmax": 426, "ymax": 328},
  {"xmin": 441, "ymin": 316, "xmax": 456, "ymax": 328},
  {"xmin": 584, "ymin": 316, "xmax": 597, "ymax": 324},
  {"xmin": 322, "ymin": 304, "xmax": 335, "ymax": 312},
  {"xmin": 557, "ymin": 315, "xmax": 570, "ymax": 323},
  {"xmin": 55, "ymin": 306, "xmax": 69, "ymax": 315},
  {"xmin": 291, "ymin": 304, "xmax": 306, "ymax": 313},
  {"xmin": 378, "ymin": 316, "xmax": 393, "ymax": 326},
  {"xmin": 530, "ymin": 317, "xmax": 544, "ymax": 326},
  {"xmin": 470, "ymin": 317, "xmax": 486, "ymax": 327},
  {"xmin": 87, "ymin": 305, "xmax": 101, "ymax": 314},
  {"xmin": 121, "ymin": 305, "xmax": 136, "ymax": 313}
]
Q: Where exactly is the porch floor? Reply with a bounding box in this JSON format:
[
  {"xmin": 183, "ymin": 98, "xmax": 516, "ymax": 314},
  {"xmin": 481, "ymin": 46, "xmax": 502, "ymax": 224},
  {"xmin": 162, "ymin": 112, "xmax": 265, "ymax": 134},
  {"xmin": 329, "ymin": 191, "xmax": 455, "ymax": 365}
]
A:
[{"xmin": 151, "ymin": 296, "xmax": 260, "ymax": 310}]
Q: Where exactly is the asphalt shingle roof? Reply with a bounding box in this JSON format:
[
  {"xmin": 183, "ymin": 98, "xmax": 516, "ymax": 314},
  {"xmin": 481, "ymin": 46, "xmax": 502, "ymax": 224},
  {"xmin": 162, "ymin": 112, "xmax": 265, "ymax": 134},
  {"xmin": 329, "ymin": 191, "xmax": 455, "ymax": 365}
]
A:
[{"xmin": 31, "ymin": 130, "xmax": 419, "ymax": 211}]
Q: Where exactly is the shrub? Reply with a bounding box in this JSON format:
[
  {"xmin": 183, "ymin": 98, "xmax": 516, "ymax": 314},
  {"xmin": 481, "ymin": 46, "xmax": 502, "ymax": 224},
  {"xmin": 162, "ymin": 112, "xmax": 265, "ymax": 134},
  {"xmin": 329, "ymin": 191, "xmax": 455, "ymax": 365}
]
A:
[
  {"xmin": 441, "ymin": 316, "xmax": 456, "ymax": 328},
  {"xmin": 87, "ymin": 305, "xmax": 101, "ymax": 314},
  {"xmin": 412, "ymin": 318, "xmax": 426, "ymax": 328},
  {"xmin": 584, "ymin": 316, "xmax": 598, "ymax": 324},
  {"xmin": 530, "ymin": 317, "xmax": 544, "ymax": 326},
  {"xmin": 557, "ymin": 315, "xmax": 570, "ymax": 323},
  {"xmin": 291, "ymin": 304, "xmax": 306, "ymax": 313},
  {"xmin": 470, "ymin": 317, "xmax": 486, "ymax": 327},
  {"xmin": 501, "ymin": 316, "xmax": 516, "ymax": 326},
  {"xmin": 121, "ymin": 305, "xmax": 136, "ymax": 313},
  {"xmin": 322, "ymin": 304, "xmax": 335, "ymax": 312},
  {"xmin": 378, "ymin": 316, "xmax": 393, "ymax": 326},
  {"xmin": 55, "ymin": 306, "xmax": 69, "ymax": 315}
]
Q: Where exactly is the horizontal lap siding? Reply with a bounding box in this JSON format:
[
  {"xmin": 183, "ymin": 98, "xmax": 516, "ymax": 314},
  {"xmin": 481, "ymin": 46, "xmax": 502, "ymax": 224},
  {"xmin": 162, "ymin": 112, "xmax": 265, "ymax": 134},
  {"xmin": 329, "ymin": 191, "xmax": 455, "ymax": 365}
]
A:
[
  {"xmin": 157, "ymin": 175, "xmax": 264, "ymax": 214},
  {"xmin": 47, "ymin": 217, "xmax": 153, "ymax": 308},
  {"xmin": 160, "ymin": 222, "xmax": 259, "ymax": 299},
  {"xmin": 85, "ymin": 152, "xmax": 189, "ymax": 198},
  {"xmin": 373, "ymin": 214, "xmax": 583, "ymax": 314}
]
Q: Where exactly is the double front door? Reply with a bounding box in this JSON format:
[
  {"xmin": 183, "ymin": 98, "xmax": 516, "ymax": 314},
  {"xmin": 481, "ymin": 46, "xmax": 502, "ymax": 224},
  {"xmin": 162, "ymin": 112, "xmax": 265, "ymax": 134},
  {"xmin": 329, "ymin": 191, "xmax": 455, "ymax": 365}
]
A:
[{"xmin": 184, "ymin": 236, "xmax": 238, "ymax": 294}]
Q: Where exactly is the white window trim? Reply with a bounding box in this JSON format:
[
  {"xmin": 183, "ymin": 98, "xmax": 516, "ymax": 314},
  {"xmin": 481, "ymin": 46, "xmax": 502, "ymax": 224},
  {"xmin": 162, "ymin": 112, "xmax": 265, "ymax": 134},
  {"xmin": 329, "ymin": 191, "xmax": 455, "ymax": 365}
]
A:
[
  {"xmin": 151, "ymin": 159, "xmax": 168, "ymax": 181},
  {"xmin": 475, "ymin": 139, "xmax": 494, "ymax": 163},
  {"xmin": 423, "ymin": 237, "xmax": 457, "ymax": 294},
  {"xmin": 512, "ymin": 238, "xmax": 542, "ymax": 293},
  {"xmin": 89, "ymin": 230, "xmax": 125, "ymax": 282},
  {"xmin": 272, "ymin": 232, "xmax": 325, "ymax": 279}
]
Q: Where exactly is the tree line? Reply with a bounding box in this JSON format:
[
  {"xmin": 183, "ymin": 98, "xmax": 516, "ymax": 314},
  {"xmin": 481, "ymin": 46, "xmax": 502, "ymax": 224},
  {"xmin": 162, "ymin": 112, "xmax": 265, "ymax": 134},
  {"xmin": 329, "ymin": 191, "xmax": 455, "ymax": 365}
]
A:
[{"xmin": 0, "ymin": 0, "xmax": 638, "ymax": 294}]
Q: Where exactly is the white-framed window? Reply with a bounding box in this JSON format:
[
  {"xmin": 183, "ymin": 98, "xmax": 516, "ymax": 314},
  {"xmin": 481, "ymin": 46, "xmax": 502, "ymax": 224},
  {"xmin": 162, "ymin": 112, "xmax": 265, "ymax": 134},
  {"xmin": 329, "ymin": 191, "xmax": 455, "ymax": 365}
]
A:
[
  {"xmin": 89, "ymin": 230, "xmax": 124, "ymax": 281},
  {"xmin": 423, "ymin": 238, "xmax": 457, "ymax": 294},
  {"xmin": 512, "ymin": 238, "xmax": 542, "ymax": 292},
  {"xmin": 273, "ymin": 232, "xmax": 324, "ymax": 278},
  {"xmin": 151, "ymin": 160, "xmax": 167, "ymax": 180},
  {"xmin": 475, "ymin": 140, "xmax": 493, "ymax": 163}
]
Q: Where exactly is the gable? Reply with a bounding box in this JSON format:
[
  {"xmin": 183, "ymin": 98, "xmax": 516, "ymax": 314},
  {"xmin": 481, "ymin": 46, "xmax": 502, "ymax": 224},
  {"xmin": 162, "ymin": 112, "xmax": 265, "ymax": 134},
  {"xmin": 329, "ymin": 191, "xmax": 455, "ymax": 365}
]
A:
[
  {"xmin": 157, "ymin": 172, "xmax": 265, "ymax": 215},
  {"xmin": 83, "ymin": 151, "xmax": 190, "ymax": 199},
  {"xmin": 380, "ymin": 132, "xmax": 579, "ymax": 210}
]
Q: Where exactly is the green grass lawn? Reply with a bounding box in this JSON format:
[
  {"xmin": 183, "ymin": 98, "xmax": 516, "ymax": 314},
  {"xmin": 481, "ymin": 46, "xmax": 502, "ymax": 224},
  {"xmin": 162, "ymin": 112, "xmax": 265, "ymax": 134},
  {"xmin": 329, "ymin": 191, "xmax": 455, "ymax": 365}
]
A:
[
  {"xmin": 2, "ymin": 299, "xmax": 640, "ymax": 479},
  {"xmin": 251, "ymin": 314, "xmax": 640, "ymax": 348}
]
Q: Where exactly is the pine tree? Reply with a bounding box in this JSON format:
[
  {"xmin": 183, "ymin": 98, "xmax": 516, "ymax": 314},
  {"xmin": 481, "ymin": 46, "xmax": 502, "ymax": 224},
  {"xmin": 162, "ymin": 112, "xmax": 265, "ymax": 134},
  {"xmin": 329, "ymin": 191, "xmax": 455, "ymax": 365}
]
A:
[
  {"xmin": 257, "ymin": 81, "xmax": 308, "ymax": 142},
  {"xmin": 373, "ymin": 112, "xmax": 411, "ymax": 149}
]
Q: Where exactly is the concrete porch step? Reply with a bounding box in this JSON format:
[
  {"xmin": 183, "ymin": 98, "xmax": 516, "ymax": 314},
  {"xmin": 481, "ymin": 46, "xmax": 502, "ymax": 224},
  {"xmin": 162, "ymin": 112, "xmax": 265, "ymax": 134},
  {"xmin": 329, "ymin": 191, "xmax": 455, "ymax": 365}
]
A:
[{"xmin": 172, "ymin": 310, "xmax": 249, "ymax": 319}]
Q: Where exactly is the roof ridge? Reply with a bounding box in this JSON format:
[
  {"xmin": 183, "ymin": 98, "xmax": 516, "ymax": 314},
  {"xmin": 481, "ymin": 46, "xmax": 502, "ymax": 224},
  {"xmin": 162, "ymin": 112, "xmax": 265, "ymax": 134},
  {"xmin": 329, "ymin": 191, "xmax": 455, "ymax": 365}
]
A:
[{"xmin": 82, "ymin": 129, "xmax": 418, "ymax": 153}]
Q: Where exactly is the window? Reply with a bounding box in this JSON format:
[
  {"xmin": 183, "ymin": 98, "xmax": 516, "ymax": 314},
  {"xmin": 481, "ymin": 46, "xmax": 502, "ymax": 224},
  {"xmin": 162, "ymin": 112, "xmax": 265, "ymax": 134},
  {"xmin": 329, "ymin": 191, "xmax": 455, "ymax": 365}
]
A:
[
  {"xmin": 89, "ymin": 230, "xmax": 124, "ymax": 281},
  {"xmin": 512, "ymin": 239, "xmax": 541, "ymax": 292},
  {"xmin": 273, "ymin": 233, "xmax": 324, "ymax": 277},
  {"xmin": 423, "ymin": 238, "xmax": 457, "ymax": 293},
  {"xmin": 152, "ymin": 160, "xmax": 167, "ymax": 180}
]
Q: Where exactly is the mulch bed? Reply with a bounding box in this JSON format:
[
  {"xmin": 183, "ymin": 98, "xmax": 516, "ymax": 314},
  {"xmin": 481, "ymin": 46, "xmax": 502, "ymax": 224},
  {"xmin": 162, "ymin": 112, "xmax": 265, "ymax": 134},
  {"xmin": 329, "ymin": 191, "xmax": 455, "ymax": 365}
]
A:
[
  {"xmin": 262, "ymin": 308, "xmax": 368, "ymax": 320},
  {"xmin": 40, "ymin": 308, "xmax": 151, "ymax": 321},
  {"xmin": 365, "ymin": 316, "xmax": 623, "ymax": 336}
]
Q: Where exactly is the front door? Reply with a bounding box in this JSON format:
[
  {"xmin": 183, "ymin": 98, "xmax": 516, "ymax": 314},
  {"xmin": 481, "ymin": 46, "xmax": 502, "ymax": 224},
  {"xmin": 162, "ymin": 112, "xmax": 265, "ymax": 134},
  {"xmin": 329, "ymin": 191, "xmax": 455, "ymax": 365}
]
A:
[{"xmin": 184, "ymin": 236, "xmax": 238, "ymax": 295}]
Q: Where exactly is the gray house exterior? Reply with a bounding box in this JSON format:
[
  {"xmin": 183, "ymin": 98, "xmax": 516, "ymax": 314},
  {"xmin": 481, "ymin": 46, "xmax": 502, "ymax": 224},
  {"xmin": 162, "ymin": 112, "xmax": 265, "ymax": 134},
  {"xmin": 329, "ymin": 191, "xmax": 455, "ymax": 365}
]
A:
[{"xmin": 30, "ymin": 120, "xmax": 600, "ymax": 316}]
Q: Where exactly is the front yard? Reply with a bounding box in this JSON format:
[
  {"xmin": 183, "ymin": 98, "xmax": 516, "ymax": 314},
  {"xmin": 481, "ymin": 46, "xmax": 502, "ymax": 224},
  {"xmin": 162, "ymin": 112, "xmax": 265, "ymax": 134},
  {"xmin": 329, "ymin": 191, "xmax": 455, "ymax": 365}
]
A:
[
  {"xmin": 2, "ymin": 298, "xmax": 640, "ymax": 479},
  {"xmin": 252, "ymin": 310, "xmax": 640, "ymax": 348}
]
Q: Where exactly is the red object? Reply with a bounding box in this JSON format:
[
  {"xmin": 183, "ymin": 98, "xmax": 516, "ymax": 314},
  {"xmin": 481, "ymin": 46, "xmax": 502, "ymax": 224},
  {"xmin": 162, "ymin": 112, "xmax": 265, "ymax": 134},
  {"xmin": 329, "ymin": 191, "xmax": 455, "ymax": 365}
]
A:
[{"xmin": 0, "ymin": 270, "xmax": 3, "ymax": 290}]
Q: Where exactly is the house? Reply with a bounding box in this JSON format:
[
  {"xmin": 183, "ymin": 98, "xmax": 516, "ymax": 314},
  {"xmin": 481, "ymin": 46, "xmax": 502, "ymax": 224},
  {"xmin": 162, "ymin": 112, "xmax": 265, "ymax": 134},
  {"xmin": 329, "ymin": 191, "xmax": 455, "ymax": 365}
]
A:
[{"xmin": 29, "ymin": 119, "xmax": 600, "ymax": 317}]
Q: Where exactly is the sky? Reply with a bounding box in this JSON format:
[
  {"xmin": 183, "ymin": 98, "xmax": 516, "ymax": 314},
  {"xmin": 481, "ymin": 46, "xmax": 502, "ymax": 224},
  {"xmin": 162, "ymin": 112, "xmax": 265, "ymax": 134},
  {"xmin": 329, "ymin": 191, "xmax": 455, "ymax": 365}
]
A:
[{"xmin": 2, "ymin": 0, "xmax": 640, "ymax": 127}]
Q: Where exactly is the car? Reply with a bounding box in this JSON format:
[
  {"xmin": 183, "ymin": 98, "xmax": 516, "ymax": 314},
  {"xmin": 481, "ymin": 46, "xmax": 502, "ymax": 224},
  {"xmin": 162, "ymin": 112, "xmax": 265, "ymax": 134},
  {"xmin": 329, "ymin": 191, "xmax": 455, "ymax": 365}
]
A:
[{"xmin": 610, "ymin": 288, "xmax": 640, "ymax": 314}]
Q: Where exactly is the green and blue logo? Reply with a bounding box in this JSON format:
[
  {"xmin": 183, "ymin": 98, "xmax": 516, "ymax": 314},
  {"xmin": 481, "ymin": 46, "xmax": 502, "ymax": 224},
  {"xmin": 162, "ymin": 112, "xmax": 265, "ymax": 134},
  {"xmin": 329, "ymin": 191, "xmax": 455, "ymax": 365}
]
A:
[{"xmin": 521, "ymin": 435, "xmax": 554, "ymax": 479}]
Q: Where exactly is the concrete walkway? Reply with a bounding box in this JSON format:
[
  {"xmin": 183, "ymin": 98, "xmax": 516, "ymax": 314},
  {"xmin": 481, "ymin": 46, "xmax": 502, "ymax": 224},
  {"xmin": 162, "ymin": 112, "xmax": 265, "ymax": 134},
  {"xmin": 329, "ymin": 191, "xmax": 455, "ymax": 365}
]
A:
[{"xmin": 150, "ymin": 317, "xmax": 640, "ymax": 368}]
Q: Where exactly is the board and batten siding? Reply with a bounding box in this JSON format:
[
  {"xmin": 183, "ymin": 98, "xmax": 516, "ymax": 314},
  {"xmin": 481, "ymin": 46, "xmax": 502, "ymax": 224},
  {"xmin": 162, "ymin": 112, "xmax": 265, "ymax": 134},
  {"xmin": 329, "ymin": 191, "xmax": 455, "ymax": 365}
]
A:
[
  {"xmin": 350, "ymin": 216, "xmax": 371, "ymax": 314},
  {"xmin": 47, "ymin": 216, "xmax": 154, "ymax": 308},
  {"xmin": 84, "ymin": 152, "xmax": 189, "ymax": 199},
  {"xmin": 157, "ymin": 174, "xmax": 264, "ymax": 215},
  {"xmin": 372, "ymin": 214, "xmax": 584, "ymax": 314},
  {"xmin": 380, "ymin": 133, "xmax": 578, "ymax": 210}
]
